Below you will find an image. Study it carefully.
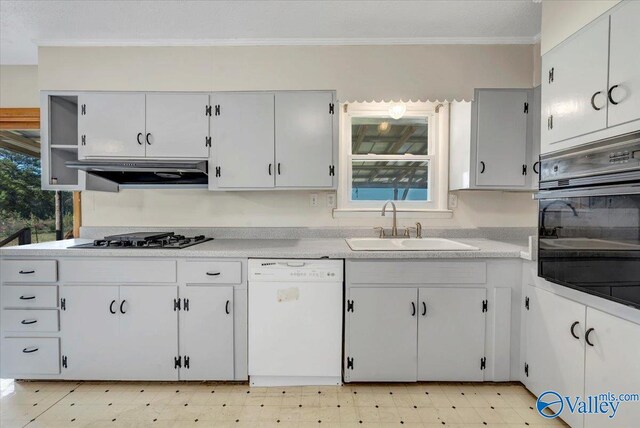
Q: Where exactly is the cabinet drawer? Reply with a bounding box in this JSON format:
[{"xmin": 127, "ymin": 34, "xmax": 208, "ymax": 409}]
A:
[
  {"xmin": 1, "ymin": 260, "xmax": 57, "ymax": 283},
  {"xmin": 60, "ymin": 259, "xmax": 177, "ymax": 283},
  {"xmin": 2, "ymin": 310, "xmax": 59, "ymax": 333},
  {"xmin": 1, "ymin": 286, "xmax": 58, "ymax": 309},
  {"xmin": 1, "ymin": 337, "xmax": 60, "ymax": 375},
  {"xmin": 182, "ymin": 261, "xmax": 242, "ymax": 284}
]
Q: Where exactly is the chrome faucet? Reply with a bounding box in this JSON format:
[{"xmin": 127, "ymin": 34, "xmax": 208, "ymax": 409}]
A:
[{"xmin": 381, "ymin": 200, "xmax": 398, "ymax": 237}]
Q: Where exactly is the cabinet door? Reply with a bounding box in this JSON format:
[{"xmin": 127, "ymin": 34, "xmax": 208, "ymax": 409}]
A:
[
  {"xmin": 525, "ymin": 285, "xmax": 585, "ymax": 428},
  {"xmin": 608, "ymin": 0, "xmax": 640, "ymax": 127},
  {"xmin": 60, "ymin": 286, "xmax": 120, "ymax": 379},
  {"xmin": 541, "ymin": 18, "xmax": 609, "ymax": 152},
  {"xmin": 78, "ymin": 93, "xmax": 146, "ymax": 158},
  {"xmin": 417, "ymin": 288, "xmax": 486, "ymax": 381},
  {"xmin": 275, "ymin": 92, "xmax": 334, "ymax": 188},
  {"xmin": 530, "ymin": 85, "xmax": 541, "ymax": 190},
  {"xmin": 475, "ymin": 89, "xmax": 529, "ymax": 187},
  {"xmin": 210, "ymin": 92, "xmax": 275, "ymax": 189},
  {"xmin": 145, "ymin": 93, "xmax": 210, "ymax": 158},
  {"xmin": 118, "ymin": 286, "xmax": 178, "ymax": 380},
  {"xmin": 584, "ymin": 308, "xmax": 640, "ymax": 428},
  {"xmin": 346, "ymin": 287, "xmax": 417, "ymax": 382},
  {"xmin": 179, "ymin": 286, "xmax": 234, "ymax": 380}
]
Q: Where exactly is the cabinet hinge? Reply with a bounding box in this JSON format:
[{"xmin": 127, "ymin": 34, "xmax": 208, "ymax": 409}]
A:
[
  {"xmin": 174, "ymin": 356, "xmax": 182, "ymax": 369},
  {"xmin": 205, "ymin": 136, "xmax": 212, "ymax": 147},
  {"xmin": 522, "ymin": 164, "xmax": 527, "ymax": 176},
  {"xmin": 329, "ymin": 103, "xmax": 335, "ymax": 115},
  {"xmin": 548, "ymin": 67, "xmax": 554, "ymax": 83},
  {"xmin": 524, "ymin": 363, "xmax": 529, "ymax": 377},
  {"xmin": 81, "ymin": 135, "xmax": 86, "ymax": 146},
  {"xmin": 482, "ymin": 300, "xmax": 488, "ymax": 313},
  {"xmin": 60, "ymin": 298, "xmax": 66, "ymax": 311},
  {"xmin": 214, "ymin": 105, "xmax": 221, "ymax": 116},
  {"xmin": 206, "ymin": 105, "xmax": 212, "ymax": 116},
  {"xmin": 525, "ymin": 296, "xmax": 530, "ymax": 310},
  {"xmin": 346, "ymin": 300, "xmax": 354, "ymax": 312},
  {"xmin": 329, "ymin": 165, "xmax": 335, "ymax": 176},
  {"xmin": 183, "ymin": 298, "xmax": 189, "ymax": 311},
  {"xmin": 215, "ymin": 166, "xmax": 221, "ymax": 177},
  {"xmin": 62, "ymin": 355, "xmax": 68, "ymax": 369},
  {"xmin": 173, "ymin": 298, "xmax": 181, "ymax": 311},
  {"xmin": 346, "ymin": 357, "xmax": 354, "ymax": 370},
  {"xmin": 184, "ymin": 356, "xmax": 190, "ymax": 369},
  {"xmin": 81, "ymin": 104, "xmax": 86, "ymax": 115},
  {"xmin": 480, "ymin": 357, "xmax": 486, "ymax": 370},
  {"xmin": 524, "ymin": 102, "xmax": 529, "ymax": 114}
]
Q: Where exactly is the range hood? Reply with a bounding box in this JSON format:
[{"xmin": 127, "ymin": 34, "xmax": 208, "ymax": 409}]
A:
[{"xmin": 65, "ymin": 159, "xmax": 209, "ymax": 187}]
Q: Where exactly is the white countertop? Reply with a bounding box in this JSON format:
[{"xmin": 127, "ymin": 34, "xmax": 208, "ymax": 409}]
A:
[{"xmin": 0, "ymin": 237, "xmax": 533, "ymax": 260}]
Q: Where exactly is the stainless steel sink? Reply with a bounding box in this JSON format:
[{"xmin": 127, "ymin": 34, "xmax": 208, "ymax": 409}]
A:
[{"xmin": 346, "ymin": 237, "xmax": 480, "ymax": 251}]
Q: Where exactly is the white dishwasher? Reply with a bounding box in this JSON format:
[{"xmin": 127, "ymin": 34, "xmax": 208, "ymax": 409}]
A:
[{"xmin": 248, "ymin": 259, "xmax": 343, "ymax": 386}]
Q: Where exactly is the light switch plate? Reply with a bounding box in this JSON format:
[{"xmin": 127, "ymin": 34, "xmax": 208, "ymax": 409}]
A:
[
  {"xmin": 310, "ymin": 193, "xmax": 318, "ymax": 207},
  {"xmin": 448, "ymin": 193, "xmax": 458, "ymax": 209},
  {"xmin": 326, "ymin": 193, "xmax": 336, "ymax": 208}
]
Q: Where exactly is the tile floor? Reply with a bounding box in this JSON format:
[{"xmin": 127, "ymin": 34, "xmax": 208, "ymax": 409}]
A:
[{"xmin": 0, "ymin": 379, "xmax": 567, "ymax": 428}]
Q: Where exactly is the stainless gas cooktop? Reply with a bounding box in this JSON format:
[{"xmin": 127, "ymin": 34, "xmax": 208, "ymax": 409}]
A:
[{"xmin": 69, "ymin": 232, "xmax": 212, "ymax": 249}]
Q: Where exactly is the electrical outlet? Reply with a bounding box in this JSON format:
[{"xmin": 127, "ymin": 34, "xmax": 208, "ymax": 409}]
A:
[
  {"xmin": 326, "ymin": 192, "xmax": 336, "ymax": 208},
  {"xmin": 310, "ymin": 193, "xmax": 318, "ymax": 207},
  {"xmin": 448, "ymin": 193, "xmax": 458, "ymax": 209}
]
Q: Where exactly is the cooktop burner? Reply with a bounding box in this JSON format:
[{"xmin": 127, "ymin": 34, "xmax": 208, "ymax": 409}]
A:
[{"xmin": 69, "ymin": 232, "xmax": 213, "ymax": 249}]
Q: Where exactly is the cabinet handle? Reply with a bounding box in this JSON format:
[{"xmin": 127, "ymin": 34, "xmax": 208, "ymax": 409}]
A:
[
  {"xmin": 585, "ymin": 327, "xmax": 595, "ymax": 347},
  {"xmin": 268, "ymin": 163, "xmax": 272, "ymax": 176},
  {"xmin": 608, "ymin": 85, "xmax": 620, "ymax": 105},
  {"xmin": 137, "ymin": 132, "xmax": 143, "ymax": 145},
  {"xmin": 421, "ymin": 302, "xmax": 427, "ymax": 316},
  {"xmin": 145, "ymin": 133, "xmax": 152, "ymax": 145},
  {"xmin": 19, "ymin": 270, "xmax": 35, "ymax": 274},
  {"xmin": 225, "ymin": 300, "xmax": 230, "ymax": 315},
  {"xmin": 479, "ymin": 161, "xmax": 486, "ymax": 174},
  {"xmin": 277, "ymin": 163, "xmax": 281, "ymax": 175},
  {"xmin": 570, "ymin": 321, "xmax": 580, "ymax": 339},
  {"xmin": 119, "ymin": 300, "xmax": 127, "ymax": 314},
  {"xmin": 109, "ymin": 300, "xmax": 116, "ymax": 314},
  {"xmin": 533, "ymin": 161, "xmax": 540, "ymax": 175},
  {"xmin": 19, "ymin": 295, "xmax": 36, "ymax": 300},
  {"xmin": 411, "ymin": 302, "xmax": 416, "ymax": 317},
  {"xmin": 590, "ymin": 91, "xmax": 603, "ymax": 111},
  {"xmin": 22, "ymin": 347, "xmax": 38, "ymax": 354},
  {"xmin": 21, "ymin": 319, "xmax": 38, "ymax": 325},
  {"xmin": 206, "ymin": 272, "xmax": 221, "ymax": 276},
  {"xmin": 522, "ymin": 164, "xmax": 527, "ymax": 176}
]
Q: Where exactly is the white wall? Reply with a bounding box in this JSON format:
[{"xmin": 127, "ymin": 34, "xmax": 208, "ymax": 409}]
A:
[
  {"xmin": 39, "ymin": 44, "xmax": 538, "ymax": 229},
  {"xmin": 0, "ymin": 65, "xmax": 39, "ymax": 107},
  {"xmin": 541, "ymin": 0, "xmax": 620, "ymax": 54}
]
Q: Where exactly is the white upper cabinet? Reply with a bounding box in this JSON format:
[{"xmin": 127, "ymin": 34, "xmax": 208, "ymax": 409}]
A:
[
  {"xmin": 209, "ymin": 92, "xmax": 276, "ymax": 189},
  {"xmin": 145, "ymin": 93, "xmax": 210, "ymax": 158},
  {"xmin": 78, "ymin": 93, "xmax": 146, "ymax": 159},
  {"xmin": 541, "ymin": 1, "xmax": 640, "ymax": 154},
  {"xmin": 275, "ymin": 92, "xmax": 335, "ymax": 188},
  {"xmin": 449, "ymin": 88, "xmax": 533, "ymax": 190},
  {"xmin": 607, "ymin": 0, "xmax": 640, "ymax": 128}
]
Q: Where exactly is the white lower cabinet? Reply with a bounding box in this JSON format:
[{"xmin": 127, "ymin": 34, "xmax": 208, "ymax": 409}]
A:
[
  {"xmin": 179, "ymin": 286, "xmax": 234, "ymax": 380},
  {"xmin": 418, "ymin": 288, "xmax": 486, "ymax": 381}
]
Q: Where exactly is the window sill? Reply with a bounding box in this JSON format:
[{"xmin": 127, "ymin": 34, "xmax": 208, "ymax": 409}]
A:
[{"xmin": 332, "ymin": 208, "xmax": 453, "ymax": 219}]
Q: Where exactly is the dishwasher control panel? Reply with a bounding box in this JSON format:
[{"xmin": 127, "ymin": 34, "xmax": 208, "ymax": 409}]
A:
[{"xmin": 248, "ymin": 259, "xmax": 344, "ymax": 282}]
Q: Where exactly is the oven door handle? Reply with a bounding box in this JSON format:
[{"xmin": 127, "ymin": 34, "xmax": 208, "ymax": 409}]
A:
[{"xmin": 535, "ymin": 184, "xmax": 640, "ymax": 199}]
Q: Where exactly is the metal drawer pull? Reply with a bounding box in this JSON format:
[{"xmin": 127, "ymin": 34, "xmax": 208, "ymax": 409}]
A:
[
  {"xmin": 585, "ymin": 327, "xmax": 595, "ymax": 347},
  {"xmin": 109, "ymin": 300, "xmax": 116, "ymax": 314},
  {"xmin": 411, "ymin": 302, "xmax": 416, "ymax": 317},
  {"xmin": 422, "ymin": 302, "xmax": 427, "ymax": 316},
  {"xmin": 145, "ymin": 133, "xmax": 152, "ymax": 145},
  {"xmin": 206, "ymin": 272, "xmax": 221, "ymax": 276},
  {"xmin": 479, "ymin": 161, "xmax": 486, "ymax": 174},
  {"xmin": 137, "ymin": 132, "xmax": 143, "ymax": 145},
  {"xmin": 608, "ymin": 85, "xmax": 620, "ymax": 105},
  {"xmin": 22, "ymin": 347, "xmax": 39, "ymax": 353},
  {"xmin": 19, "ymin": 270, "xmax": 35, "ymax": 274},
  {"xmin": 21, "ymin": 319, "xmax": 38, "ymax": 325},
  {"xmin": 225, "ymin": 300, "xmax": 230, "ymax": 314},
  {"xmin": 19, "ymin": 295, "xmax": 36, "ymax": 300},
  {"xmin": 119, "ymin": 300, "xmax": 127, "ymax": 314},
  {"xmin": 570, "ymin": 321, "xmax": 580, "ymax": 339},
  {"xmin": 590, "ymin": 91, "xmax": 603, "ymax": 111}
]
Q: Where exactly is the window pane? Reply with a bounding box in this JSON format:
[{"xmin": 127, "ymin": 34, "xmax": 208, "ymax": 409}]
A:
[
  {"xmin": 351, "ymin": 117, "xmax": 428, "ymax": 155},
  {"xmin": 351, "ymin": 160, "xmax": 429, "ymax": 201}
]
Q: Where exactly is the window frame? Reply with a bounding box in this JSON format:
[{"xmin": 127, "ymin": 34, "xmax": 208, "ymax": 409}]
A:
[{"xmin": 337, "ymin": 101, "xmax": 449, "ymax": 214}]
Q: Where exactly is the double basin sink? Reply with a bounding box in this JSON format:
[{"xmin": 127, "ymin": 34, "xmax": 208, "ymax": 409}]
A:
[{"xmin": 346, "ymin": 237, "xmax": 479, "ymax": 251}]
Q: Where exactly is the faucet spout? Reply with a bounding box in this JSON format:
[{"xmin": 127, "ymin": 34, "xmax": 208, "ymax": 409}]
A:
[{"xmin": 381, "ymin": 200, "xmax": 398, "ymax": 237}]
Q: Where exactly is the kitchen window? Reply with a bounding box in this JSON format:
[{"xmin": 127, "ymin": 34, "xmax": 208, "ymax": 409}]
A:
[{"xmin": 336, "ymin": 101, "xmax": 449, "ymax": 216}]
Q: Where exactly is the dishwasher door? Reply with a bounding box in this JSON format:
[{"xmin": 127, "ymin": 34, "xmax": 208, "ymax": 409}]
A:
[{"xmin": 248, "ymin": 259, "xmax": 343, "ymax": 386}]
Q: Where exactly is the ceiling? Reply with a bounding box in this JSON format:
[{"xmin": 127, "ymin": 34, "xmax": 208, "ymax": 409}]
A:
[{"xmin": 0, "ymin": 0, "xmax": 542, "ymax": 65}]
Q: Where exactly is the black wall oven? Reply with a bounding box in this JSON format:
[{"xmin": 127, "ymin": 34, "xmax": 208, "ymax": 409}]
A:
[{"xmin": 537, "ymin": 133, "xmax": 640, "ymax": 309}]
